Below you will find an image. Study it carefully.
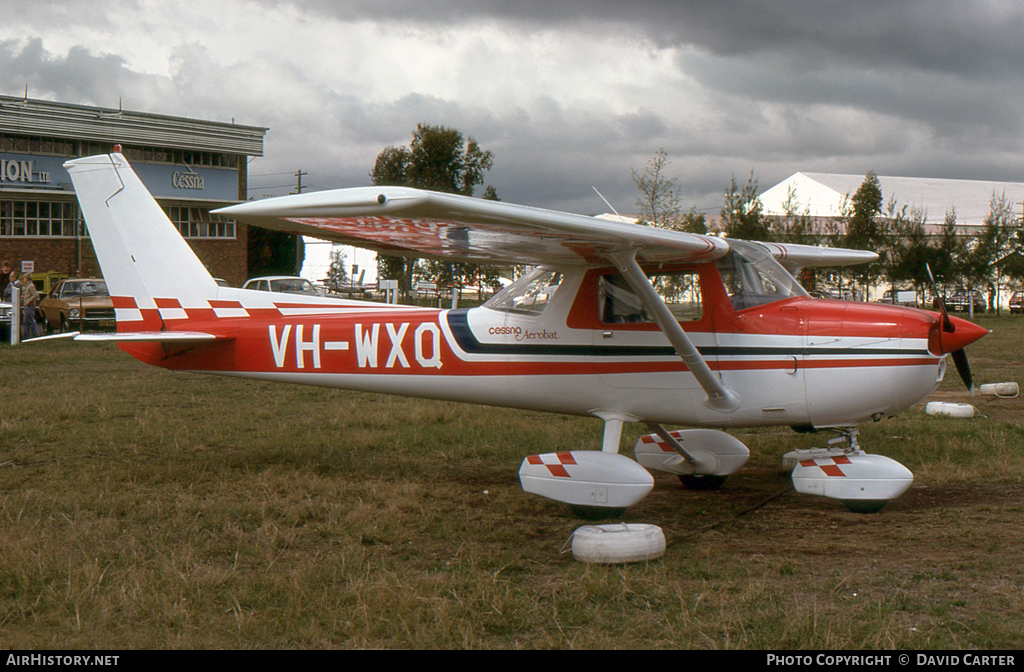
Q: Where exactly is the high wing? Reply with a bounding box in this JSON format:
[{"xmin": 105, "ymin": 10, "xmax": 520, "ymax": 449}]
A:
[
  {"xmin": 755, "ymin": 241, "xmax": 878, "ymax": 274},
  {"xmin": 215, "ymin": 186, "xmax": 728, "ymax": 267},
  {"xmin": 216, "ymin": 186, "xmax": 877, "ymax": 270}
]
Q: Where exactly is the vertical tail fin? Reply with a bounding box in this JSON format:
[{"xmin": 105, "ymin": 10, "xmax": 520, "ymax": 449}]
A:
[{"xmin": 64, "ymin": 153, "xmax": 219, "ymax": 330}]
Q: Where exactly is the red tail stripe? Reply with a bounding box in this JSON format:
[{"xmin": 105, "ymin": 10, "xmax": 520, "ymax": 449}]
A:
[{"xmin": 154, "ymin": 297, "xmax": 182, "ymax": 308}]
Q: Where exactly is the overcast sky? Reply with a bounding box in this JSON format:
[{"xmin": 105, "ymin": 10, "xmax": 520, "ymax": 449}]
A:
[{"xmin": 2, "ymin": 0, "xmax": 1023, "ymax": 216}]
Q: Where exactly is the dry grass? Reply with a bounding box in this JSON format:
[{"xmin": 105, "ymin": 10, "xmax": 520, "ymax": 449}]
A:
[{"xmin": 1, "ymin": 316, "xmax": 1023, "ymax": 648}]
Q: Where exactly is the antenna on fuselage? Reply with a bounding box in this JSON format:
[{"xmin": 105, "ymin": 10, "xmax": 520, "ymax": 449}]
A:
[{"xmin": 592, "ymin": 187, "xmax": 625, "ymax": 220}]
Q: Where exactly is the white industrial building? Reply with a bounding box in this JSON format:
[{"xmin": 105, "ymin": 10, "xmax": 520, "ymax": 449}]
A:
[{"xmin": 760, "ymin": 173, "xmax": 1024, "ymax": 230}]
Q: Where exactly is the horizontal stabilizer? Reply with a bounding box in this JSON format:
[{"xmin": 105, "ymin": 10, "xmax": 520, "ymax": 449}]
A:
[
  {"xmin": 74, "ymin": 332, "xmax": 230, "ymax": 343},
  {"xmin": 19, "ymin": 332, "xmax": 82, "ymax": 344}
]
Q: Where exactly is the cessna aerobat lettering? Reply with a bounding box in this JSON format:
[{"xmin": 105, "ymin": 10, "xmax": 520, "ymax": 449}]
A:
[{"xmin": 60, "ymin": 153, "xmax": 987, "ymax": 516}]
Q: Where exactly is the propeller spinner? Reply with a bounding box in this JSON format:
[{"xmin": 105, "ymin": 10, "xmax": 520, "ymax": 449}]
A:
[{"xmin": 925, "ymin": 265, "xmax": 988, "ymax": 392}]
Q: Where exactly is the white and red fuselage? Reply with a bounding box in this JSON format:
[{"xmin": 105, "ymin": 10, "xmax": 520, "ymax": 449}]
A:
[
  {"xmin": 61, "ymin": 152, "xmax": 991, "ymax": 511},
  {"xmin": 110, "ymin": 262, "xmax": 984, "ymax": 431}
]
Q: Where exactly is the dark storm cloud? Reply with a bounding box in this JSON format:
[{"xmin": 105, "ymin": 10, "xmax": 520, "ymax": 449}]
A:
[
  {"xmin": 4, "ymin": 1, "xmax": 1024, "ymax": 213},
  {"xmin": 277, "ymin": 0, "xmax": 1024, "ymax": 165},
  {"xmin": 282, "ymin": 0, "xmax": 1024, "ymax": 78}
]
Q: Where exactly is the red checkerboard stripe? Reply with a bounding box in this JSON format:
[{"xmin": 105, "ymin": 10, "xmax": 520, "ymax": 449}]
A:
[
  {"xmin": 799, "ymin": 455, "xmax": 852, "ymax": 477},
  {"xmin": 526, "ymin": 452, "xmax": 577, "ymax": 478}
]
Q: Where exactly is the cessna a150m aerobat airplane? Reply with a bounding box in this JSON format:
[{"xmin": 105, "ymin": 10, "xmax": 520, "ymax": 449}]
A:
[{"xmin": 61, "ymin": 152, "xmax": 987, "ymax": 516}]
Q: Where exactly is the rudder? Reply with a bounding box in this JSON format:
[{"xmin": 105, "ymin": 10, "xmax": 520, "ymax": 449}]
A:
[{"xmin": 64, "ymin": 153, "xmax": 219, "ymax": 330}]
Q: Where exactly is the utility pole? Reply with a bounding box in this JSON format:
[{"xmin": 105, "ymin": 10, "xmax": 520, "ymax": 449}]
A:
[{"xmin": 293, "ymin": 169, "xmax": 307, "ymax": 274}]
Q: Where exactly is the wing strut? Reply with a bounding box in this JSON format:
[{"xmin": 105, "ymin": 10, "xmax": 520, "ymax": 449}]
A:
[{"xmin": 608, "ymin": 250, "xmax": 740, "ymax": 413}]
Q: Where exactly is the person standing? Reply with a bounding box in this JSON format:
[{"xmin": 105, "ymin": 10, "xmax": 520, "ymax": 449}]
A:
[
  {"xmin": 0, "ymin": 260, "xmax": 11, "ymax": 298},
  {"xmin": 20, "ymin": 272, "xmax": 40, "ymax": 339},
  {"xmin": 3, "ymin": 270, "xmax": 17, "ymax": 302}
]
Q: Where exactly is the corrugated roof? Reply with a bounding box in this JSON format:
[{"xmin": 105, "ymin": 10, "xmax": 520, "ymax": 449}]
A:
[
  {"xmin": 0, "ymin": 95, "xmax": 266, "ymax": 156},
  {"xmin": 761, "ymin": 172, "xmax": 1024, "ymax": 227}
]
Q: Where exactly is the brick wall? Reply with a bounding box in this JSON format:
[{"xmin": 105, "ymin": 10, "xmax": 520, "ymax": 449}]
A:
[{"xmin": 0, "ymin": 227, "xmax": 249, "ymax": 287}]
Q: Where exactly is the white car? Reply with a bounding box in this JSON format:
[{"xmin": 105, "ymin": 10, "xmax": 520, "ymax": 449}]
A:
[{"xmin": 242, "ymin": 275, "xmax": 326, "ymax": 296}]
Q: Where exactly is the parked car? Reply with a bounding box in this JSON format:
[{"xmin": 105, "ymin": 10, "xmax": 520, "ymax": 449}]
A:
[
  {"xmin": 1010, "ymin": 291, "xmax": 1023, "ymax": 314},
  {"xmin": 810, "ymin": 289, "xmax": 860, "ymax": 301},
  {"xmin": 0, "ymin": 299, "xmax": 10, "ymax": 341},
  {"xmin": 943, "ymin": 290, "xmax": 987, "ymax": 314},
  {"xmin": 878, "ymin": 289, "xmax": 917, "ymax": 307},
  {"xmin": 29, "ymin": 271, "xmax": 69, "ymax": 297},
  {"xmin": 242, "ymin": 275, "xmax": 326, "ymax": 296},
  {"xmin": 39, "ymin": 278, "xmax": 116, "ymax": 332}
]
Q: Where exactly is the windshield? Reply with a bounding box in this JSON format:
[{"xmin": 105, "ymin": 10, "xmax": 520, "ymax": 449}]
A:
[
  {"xmin": 59, "ymin": 281, "xmax": 109, "ymax": 298},
  {"xmin": 483, "ymin": 268, "xmax": 562, "ymax": 316},
  {"xmin": 269, "ymin": 278, "xmax": 319, "ymax": 295},
  {"xmin": 715, "ymin": 240, "xmax": 807, "ymax": 310}
]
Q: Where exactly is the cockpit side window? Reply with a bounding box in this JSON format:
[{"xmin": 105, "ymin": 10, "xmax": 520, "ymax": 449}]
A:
[
  {"xmin": 483, "ymin": 268, "xmax": 563, "ymax": 316},
  {"xmin": 598, "ymin": 269, "xmax": 703, "ymax": 323},
  {"xmin": 715, "ymin": 240, "xmax": 807, "ymax": 310}
]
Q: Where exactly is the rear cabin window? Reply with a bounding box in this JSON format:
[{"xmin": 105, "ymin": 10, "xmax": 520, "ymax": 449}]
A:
[{"xmin": 598, "ymin": 269, "xmax": 703, "ymax": 323}]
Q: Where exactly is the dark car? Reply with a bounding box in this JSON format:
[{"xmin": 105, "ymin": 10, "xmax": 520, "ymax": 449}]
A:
[
  {"xmin": 944, "ymin": 290, "xmax": 987, "ymax": 314},
  {"xmin": 0, "ymin": 299, "xmax": 11, "ymax": 341}
]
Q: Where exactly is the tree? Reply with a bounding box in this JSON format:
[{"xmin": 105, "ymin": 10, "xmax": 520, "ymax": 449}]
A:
[
  {"xmin": 931, "ymin": 208, "xmax": 965, "ymax": 294},
  {"xmin": 247, "ymin": 225, "xmax": 304, "ymax": 278},
  {"xmin": 844, "ymin": 172, "xmax": 885, "ymax": 295},
  {"xmin": 965, "ymin": 192, "xmax": 1020, "ymax": 313},
  {"xmin": 679, "ymin": 207, "xmax": 708, "ymax": 234},
  {"xmin": 371, "ymin": 123, "xmax": 494, "ymax": 196},
  {"xmin": 770, "ymin": 185, "xmax": 820, "ymax": 246},
  {"xmin": 371, "ymin": 124, "xmax": 497, "ymax": 299},
  {"xmin": 631, "ymin": 149, "xmax": 707, "ymax": 234},
  {"xmin": 721, "ymin": 171, "xmax": 769, "ymax": 241},
  {"xmin": 632, "ymin": 149, "xmax": 682, "ymax": 229},
  {"xmin": 325, "ymin": 248, "xmax": 348, "ymax": 291},
  {"xmin": 879, "ymin": 198, "xmax": 932, "ymax": 301},
  {"xmin": 846, "ymin": 171, "xmax": 884, "ymax": 251}
]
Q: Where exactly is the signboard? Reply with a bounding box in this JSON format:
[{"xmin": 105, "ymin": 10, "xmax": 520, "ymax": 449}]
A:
[
  {"xmin": 0, "ymin": 152, "xmax": 239, "ymax": 201},
  {"xmin": 21, "ymin": 261, "xmax": 34, "ymax": 274}
]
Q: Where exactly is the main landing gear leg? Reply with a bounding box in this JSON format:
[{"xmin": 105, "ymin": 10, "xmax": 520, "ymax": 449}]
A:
[{"xmin": 570, "ymin": 412, "xmax": 637, "ymax": 520}]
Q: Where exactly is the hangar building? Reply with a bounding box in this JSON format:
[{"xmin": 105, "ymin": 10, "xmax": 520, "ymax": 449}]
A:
[
  {"xmin": 760, "ymin": 173, "xmax": 1024, "ymax": 230},
  {"xmin": 0, "ymin": 94, "xmax": 266, "ymax": 287}
]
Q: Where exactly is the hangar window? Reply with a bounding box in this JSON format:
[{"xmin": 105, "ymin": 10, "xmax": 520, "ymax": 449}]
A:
[
  {"xmin": 0, "ymin": 134, "xmax": 74, "ymax": 156},
  {"xmin": 599, "ymin": 269, "xmax": 703, "ymax": 323},
  {"xmin": 162, "ymin": 206, "xmax": 236, "ymax": 238},
  {"xmin": 0, "ymin": 200, "xmax": 81, "ymax": 237}
]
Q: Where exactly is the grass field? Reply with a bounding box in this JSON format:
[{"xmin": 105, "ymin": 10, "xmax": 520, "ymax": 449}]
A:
[{"xmin": 1, "ymin": 315, "xmax": 1023, "ymax": 649}]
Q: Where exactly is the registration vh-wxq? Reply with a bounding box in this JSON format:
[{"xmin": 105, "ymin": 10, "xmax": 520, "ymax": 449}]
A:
[{"xmin": 58, "ymin": 152, "xmax": 987, "ymax": 518}]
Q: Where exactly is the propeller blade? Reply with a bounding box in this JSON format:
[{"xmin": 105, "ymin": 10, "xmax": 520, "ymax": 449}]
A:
[
  {"xmin": 951, "ymin": 348, "xmax": 974, "ymax": 394},
  {"xmin": 926, "ymin": 263, "xmax": 954, "ymax": 334}
]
